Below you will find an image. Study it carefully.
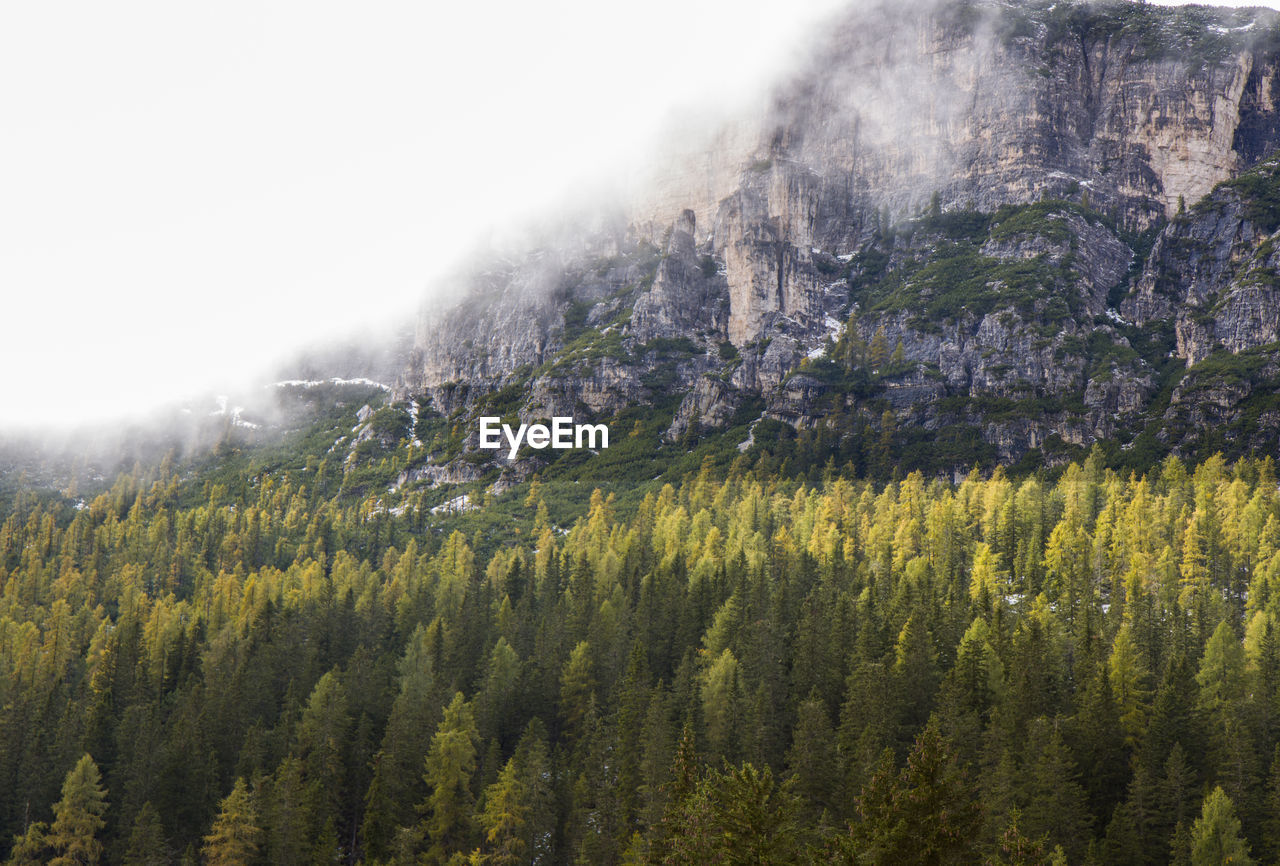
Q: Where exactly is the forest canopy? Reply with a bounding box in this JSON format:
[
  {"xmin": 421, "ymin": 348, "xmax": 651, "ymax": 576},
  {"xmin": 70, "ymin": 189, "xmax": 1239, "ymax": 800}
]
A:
[{"xmin": 1, "ymin": 450, "xmax": 1278, "ymax": 863}]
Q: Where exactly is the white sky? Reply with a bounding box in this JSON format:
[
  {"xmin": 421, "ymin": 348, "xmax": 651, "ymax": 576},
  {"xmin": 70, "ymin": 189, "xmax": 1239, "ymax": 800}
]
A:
[{"xmin": 1, "ymin": 0, "xmax": 1278, "ymax": 428}]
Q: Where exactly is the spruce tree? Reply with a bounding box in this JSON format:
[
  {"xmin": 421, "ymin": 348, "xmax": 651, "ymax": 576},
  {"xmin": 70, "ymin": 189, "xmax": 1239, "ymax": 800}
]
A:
[
  {"xmin": 1021, "ymin": 725, "xmax": 1093, "ymax": 861},
  {"xmin": 699, "ymin": 648, "xmax": 741, "ymax": 761},
  {"xmin": 123, "ymin": 802, "xmax": 171, "ymax": 866},
  {"xmin": 1260, "ymin": 746, "xmax": 1280, "ymax": 861},
  {"xmin": 262, "ymin": 757, "xmax": 309, "ymax": 866},
  {"xmin": 705, "ymin": 764, "xmax": 804, "ymax": 865},
  {"xmin": 296, "ymin": 669, "xmax": 351, "ymax": 837},
  {"xmin": 560, "ymin": 641, "xmax": 596, "ymax": 743},
  {"xmin": 988, "ymin": 809, "xmax": 1048, "ymax": 866},
  {"xmin": 362, "ymin": 624, "xmax": 441, "ymax": 859},
  {"xmin": 512, "ymin": 720, "xmax": 556, "ymax": 865},
  {"xmin": 785, "ymin": 693, "xmax": 837, "ymax": 819},
  {"xmin": 853, "ymin": 721, "xmax": 982, "ymax": 865},
  {"xmin": 651, "ymin": 723, "xmax": 699, "ymax": 862}
]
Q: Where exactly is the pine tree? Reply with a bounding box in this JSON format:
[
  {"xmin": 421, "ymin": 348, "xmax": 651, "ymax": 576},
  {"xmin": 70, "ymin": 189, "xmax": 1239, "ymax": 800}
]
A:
[
  {"xmin": 560, "ymin": 641, "xmax": 596, "ymax": 743},
  {"xmin": 1190, "ymin": 786, "xmax": 1252, "ymax": 866},
  {"xmin": 262, "ymin": 757, "xmax": 310, "ymax": 866},
  {"xmin": 785, "ymin": 694, "xmax": 837, "ymax": 819},
  {"xmin": 5, "ymin": 822, "xmax": 49, "ymax": 866},
  {"xmin": 48, "ymin": 754, "xmax": 109, "ymax": 866},
  {"xmin": 362, "ymin": 624, "xmax": 441, "ymax": 860},
  {"xmin": 852, "ymin": 721, "xmax": 982, "ymax": 865},
  {"xmin": 988, "ymin": 809, "xmax": 1049, "ymax": 866},
  {"xmin": 1022, "ymin": 725, "xmax": 1093, "ymax": 861},
  {"xmin": 478, "ymin": 757, "xmax": 528, "ymax": 866},
  {"xmin": 420, "ymin": 692, "xmax": 480, "ymax": 864},
  {"xmin": 124, "ymin": 802, "xmax": 171, "ymax": 866},
  {"xmin": 202, "ymin": 778, "xmax": 261, "ymax": 866}
]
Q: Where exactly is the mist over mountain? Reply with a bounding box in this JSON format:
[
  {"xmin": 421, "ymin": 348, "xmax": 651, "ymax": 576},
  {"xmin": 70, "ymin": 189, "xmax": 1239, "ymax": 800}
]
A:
[
  {"xmin": 387, "ymin": 0, "xmax": 1280, "ymax": 483},
  {"xmin": 12, "ymin": 2, "xmax": 1280, "ymax": 865}
]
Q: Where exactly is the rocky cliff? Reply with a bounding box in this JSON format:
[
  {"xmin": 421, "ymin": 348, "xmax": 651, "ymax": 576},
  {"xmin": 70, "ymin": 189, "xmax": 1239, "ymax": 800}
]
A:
[{"xmin": 398, "ymin": 0, "xmax": 1280, "ymax": 480}]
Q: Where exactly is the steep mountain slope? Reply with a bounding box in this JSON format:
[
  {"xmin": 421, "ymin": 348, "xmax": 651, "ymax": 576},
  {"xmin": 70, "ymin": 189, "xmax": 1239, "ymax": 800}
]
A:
[{"xmin": 398, "ymin": 0, "xmax": 1280, "ymax": 483}]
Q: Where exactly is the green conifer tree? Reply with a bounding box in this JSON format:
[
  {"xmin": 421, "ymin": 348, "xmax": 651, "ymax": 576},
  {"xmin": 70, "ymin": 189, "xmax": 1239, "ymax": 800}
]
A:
[
  {"xmin": 560, "ymin": 641, "xmax": 596, "ymax": 743},
  {"xmin": 48, "ymin": 754, "xmax": 108, "ymax": 866},
  {"xmin": 785, "ymin": 694, "xmax": 837, "ymax": 819},
  {"xmin": 1190, "ymin": 787, "xmax": 1252, "ymax": 866},
  {"xmin": 4, "ymin": 822, "xmax": 49, "ymax": 866},
  {"xmin": 478, "ymin": 757, "xmax": 528, "ymax": 866},
  {"xmin": 201, "ymin": 778, "xmax": 261, "ymax": 866},
  {"xmin": 420, "ymin": 692, "xmax": 480, "ymax": 864},
  {"xmin": 124, "ymin": 802, "xmax": 171, "ymax": 866},
  {"xmin": 852, "ymin": 721, "xmax": 982, "ymax": 865},
  {"xmin": 1022, "ymin": 725, "xmax": 1093, "ymax": 860}
]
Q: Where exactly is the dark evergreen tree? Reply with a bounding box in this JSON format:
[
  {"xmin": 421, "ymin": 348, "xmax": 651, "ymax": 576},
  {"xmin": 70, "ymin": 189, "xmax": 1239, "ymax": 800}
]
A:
[
  {"xmin": 851, "ymin": 721, "xmax": 982, "ymax": 865},
  {"xmin": 123, "ymin": 802, "xmax": 170, "ymax": 866}
]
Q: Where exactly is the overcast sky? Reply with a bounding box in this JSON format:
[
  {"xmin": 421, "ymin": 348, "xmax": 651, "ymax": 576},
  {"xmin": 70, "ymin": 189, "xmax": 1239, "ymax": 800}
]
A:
[{"xmin": 1, "ymin": 0, "xmax": 1278, "ymax": 428}]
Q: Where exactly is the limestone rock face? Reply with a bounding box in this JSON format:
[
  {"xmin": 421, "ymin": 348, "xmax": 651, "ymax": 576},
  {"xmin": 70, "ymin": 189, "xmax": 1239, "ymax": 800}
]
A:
[
  {"xmin": 666, "ymin": 377, "xmax": 741, "ymax": 443},
  {"xmin": 1125, "ymin": 191, "xmax": 1256, "ymax": 330},
  {"xmin": 631, "ymin": 210, "xmax": 728, "ymax": 342},
  {"xmin": 1126, "ymin": 156, "xmax": 1280, "ymax": 366},
  {"xmin": 980, "ymin": 212, "xmax": 1132, "ymax": 319},
  {"xmin": 715, "ymin": 165, "xmax": 825, "ymax": 346},
  {"xmin": 396, "ymin": 0, "xmax": 1280, "ymax": 472}
]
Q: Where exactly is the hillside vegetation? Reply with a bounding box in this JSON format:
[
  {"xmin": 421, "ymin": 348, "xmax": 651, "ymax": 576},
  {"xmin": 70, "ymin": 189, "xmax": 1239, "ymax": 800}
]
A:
[{"xmin": 2, "ymin": 441, "xmax": 1280, "ymax": 864}]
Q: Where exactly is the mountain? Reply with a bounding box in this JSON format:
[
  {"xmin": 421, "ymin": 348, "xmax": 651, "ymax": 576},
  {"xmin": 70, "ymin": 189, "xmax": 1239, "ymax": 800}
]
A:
[
  {"xmin": 400, "ymin": 0, "xmax": 1280, "ymax": 485},
  {"xmin": 12, "ymin": 3, "xmax": 1280, "ymax": 864}
]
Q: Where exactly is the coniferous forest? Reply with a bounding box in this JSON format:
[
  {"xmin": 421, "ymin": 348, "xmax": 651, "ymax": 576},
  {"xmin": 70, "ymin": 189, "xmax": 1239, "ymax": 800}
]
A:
[
  {"xmin": 19, "ymin": 0, "xmax": 1280, "ymax": 862},
  {"xmin": 4, "ymin": 439, "xmax": 1280, "ymax": 864}
]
